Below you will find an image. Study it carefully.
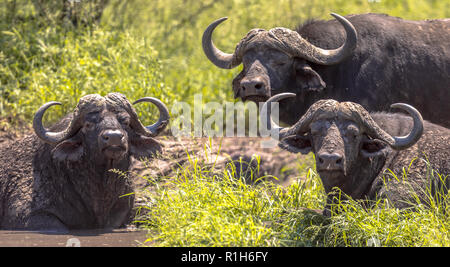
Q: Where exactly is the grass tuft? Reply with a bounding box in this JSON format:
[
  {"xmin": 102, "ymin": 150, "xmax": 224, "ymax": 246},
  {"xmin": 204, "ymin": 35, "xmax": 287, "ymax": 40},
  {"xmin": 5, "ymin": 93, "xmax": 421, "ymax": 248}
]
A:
[{"xmin": 136, "ymin": 147, "xmax": 449, "ymax": 247}]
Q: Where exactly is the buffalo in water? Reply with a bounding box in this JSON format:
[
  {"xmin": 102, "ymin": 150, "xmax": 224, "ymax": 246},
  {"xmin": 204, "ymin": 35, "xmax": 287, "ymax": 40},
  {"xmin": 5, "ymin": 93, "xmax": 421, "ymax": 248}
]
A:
[
  {"xmin": 0, "ymin": 93, "xmax": 169, "ymax": 230},
  {"xmin": 203, "ymin": 13, "xmax": 450, "ymax": 127},
  {"xmin": 262, "ymin": 93, "xmax": 449, "ymax": 215}
]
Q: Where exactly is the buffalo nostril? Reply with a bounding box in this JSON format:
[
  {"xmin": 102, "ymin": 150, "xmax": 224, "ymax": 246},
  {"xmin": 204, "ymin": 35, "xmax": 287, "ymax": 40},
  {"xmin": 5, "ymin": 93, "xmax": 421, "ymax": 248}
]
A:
[
  {"xmin": 102, "ymin": 130, "xmax": 124, "ymax": 146},
  {"xmin": 318, "ymin": 153, "xmax": 343, "ymax": 169},
  {"xmin": 240, "ymin": 78, "xmax": 266, "ymax": 94}
]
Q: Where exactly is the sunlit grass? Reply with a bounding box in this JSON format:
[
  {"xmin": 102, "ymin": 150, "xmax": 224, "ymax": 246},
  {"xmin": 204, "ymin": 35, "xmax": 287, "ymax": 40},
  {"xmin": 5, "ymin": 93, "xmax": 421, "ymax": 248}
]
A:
[
  {"xmin": 1, "ymin": 25, "xmax": 167, "ymax": 125},
  {"xmin": 135, "ymin": 147, "xmax": 449, "ymax": 247},
  {"xmin": 134, "ymin": 150, "xmax": 324, "ymax": 247}
]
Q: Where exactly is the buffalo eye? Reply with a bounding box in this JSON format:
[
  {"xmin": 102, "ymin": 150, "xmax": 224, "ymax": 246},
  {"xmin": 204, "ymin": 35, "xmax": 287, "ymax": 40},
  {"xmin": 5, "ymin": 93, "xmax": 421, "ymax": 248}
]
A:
[
  {"xmin": 118, "ymin": 116, "xmax": 131, "ymax": 127},
  {"xmin": 360, "ymin": 137, "xmax": 388, "ymax": 157},
  {"xmin": 242, "ymin": 50, "xmax": 256, "ymax": 64},
  {"xmin": 362, "ymin": 140, "xmax": 385, "ymax": 153},
  {"xmin": 269, "ymin": 54, "xmax": 291, "ymax": 68},
  {"xmin": 83, "ymin": 121, "xmax": 95, "ymax": 131},
  {"xmin": 310, "ymin": 121, "xmax": 326, "ymax": 137},
  {"xmin": 345, "ymin": 125, "xmax": 360, "ymax": 140},
  {"xmin": 272, "ymin": 60, "xmax": 287, "ymax": 67}
]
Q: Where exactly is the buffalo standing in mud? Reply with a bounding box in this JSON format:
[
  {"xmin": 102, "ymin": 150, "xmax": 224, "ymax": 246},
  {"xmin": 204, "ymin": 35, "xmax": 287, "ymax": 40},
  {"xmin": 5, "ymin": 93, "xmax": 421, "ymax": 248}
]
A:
[
  {"xmin": 0, "ymin": 93, "xmax": 169, "ymax": 230},
  {"xmin": 203, "ymin": 13, "xmax": 450, "ymax": 127},
  {"xmin": 262, "ymin": 93, "xmax": 449, "ymax": 215}
]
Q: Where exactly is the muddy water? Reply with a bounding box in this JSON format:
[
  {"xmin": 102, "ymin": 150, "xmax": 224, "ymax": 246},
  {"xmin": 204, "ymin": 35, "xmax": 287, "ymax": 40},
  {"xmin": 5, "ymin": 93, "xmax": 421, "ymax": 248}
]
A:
[{"xmin": 0, "ymin": 228, "xmax": 149, "ymax": 247}]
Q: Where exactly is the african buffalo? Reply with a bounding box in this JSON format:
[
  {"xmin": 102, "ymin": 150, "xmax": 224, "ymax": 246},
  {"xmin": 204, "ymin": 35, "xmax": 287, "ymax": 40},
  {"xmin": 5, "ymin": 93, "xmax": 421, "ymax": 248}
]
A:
[
  {"xmin": 0, "ymin": 93, "xmax": 169, "ymax": 230},
  {"xmin": 203, "ymin": 13, "xmax": 450, "ymax": 127},
  {"xmin": 262, "ymin": 93, "xmax": 449, "ymax": 215}
]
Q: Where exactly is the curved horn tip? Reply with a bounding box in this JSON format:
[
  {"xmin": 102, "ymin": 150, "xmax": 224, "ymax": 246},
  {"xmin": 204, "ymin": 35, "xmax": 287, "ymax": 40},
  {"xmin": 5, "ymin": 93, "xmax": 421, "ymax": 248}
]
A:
[
  {"xmin": 281, "ymin": 92, "xmax": 296, "ymax": 98},
  {"xmin": 33, "ymin": 101, "xmax": 67, "ymax": 144},
  {"xmin": 390, "ymin": 102, "xmax": 420, "ymax": 112},
  {"xmin": 390, "ymin": 103, "xmax": 423, "ymax": 119},
  {"xmin": 216, "ymin": 17, "xmax": 228, "ymax": 23},
  {"xmin": 209, "ymin": 17, "xmax": 228, "ymax": 27},
  {"xmin": 132, "ymin": 97, "xmax": 169, "ymax": 110},
  {"xmin": 262, "ymin": 93, "xmax": 297, "ymax": 111},
  {"xmin": 266, "ymin": 93, "xmax": 297, "ymax": 102},
  {"xmin": 133, "ymin": 97, "xmax": 150, "ymax": 105},
  {"xmin": 330, "ymin": 13, "xmax": 343, "ymax": 19},
  {"xmin": 330, "ymin": 13, "xmax": 352, "ymax": 24},
  {"xmin": 34, "ymin": 101, "xmax": 62, "ymax": 116},
  {"xmin": 260, "ymin": 93, "xmax": 296, "ymax": 140},
  {"xmin": 330, "ymin": 13, "xmax": 355, "ymax": 31},
  {"xmin": 46, "ymin": 101, "xmax": 62, "ymax": 107},
  {"xmin": 300, "ymin": 12, "xmax": 356, "ymax": 65},
  {"xmin": 133, "ymin": 97, "xmax": 170, "ymax": 137},
  {"xmin": 202, "ymin": 17, "xmax": 237, "ymax": 69},
  {"xmin": 389, "ymin": 103, "xmax": 424, "ymax": 149}
]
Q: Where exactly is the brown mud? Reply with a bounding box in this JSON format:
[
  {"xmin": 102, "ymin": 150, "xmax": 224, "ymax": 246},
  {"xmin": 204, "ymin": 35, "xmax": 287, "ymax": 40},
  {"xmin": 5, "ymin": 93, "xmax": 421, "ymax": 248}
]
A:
[
  {"xmin": 0, "ymin": 228, "xmax": 147, "ymax": 247},
  {"xmin": 132, "ymin": 135, "xmax": 311, "ymax": 187}
]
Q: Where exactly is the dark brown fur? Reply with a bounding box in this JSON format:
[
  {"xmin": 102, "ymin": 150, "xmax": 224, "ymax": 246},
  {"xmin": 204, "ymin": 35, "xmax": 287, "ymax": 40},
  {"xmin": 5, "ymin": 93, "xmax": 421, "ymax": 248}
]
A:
[
  {"xmin": 0, "ymin": 94, "xmax": 163, "ymax": 230},
  {"xmin": 231, "ymin": 14, "xmax": 450, "ymax": 127},
  {"xmin": 279, "ymin": 105, "xmax": 449, "ymax": 215}
]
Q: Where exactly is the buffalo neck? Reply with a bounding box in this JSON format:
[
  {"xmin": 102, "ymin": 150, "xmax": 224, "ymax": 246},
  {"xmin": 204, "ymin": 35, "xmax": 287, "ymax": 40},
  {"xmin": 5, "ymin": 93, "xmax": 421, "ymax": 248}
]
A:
[
  {"xmin": 322, "ymin": 149, "xmax": 394, "ymax": 210},
  {"xmin": 32, "ymin": 141, "xmax": 134, "ymax": 228}
]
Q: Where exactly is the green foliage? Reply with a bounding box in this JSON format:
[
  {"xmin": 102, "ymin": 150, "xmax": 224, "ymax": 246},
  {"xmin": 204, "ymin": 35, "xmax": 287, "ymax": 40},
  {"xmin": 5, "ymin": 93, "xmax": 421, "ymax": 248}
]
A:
[
  {"xmin": 1, "ymin": 27, "xmax": 166, "ymax": 124},
  {"xmin": 137, "ymin": 150, "xmax": 450, "ymax": 247},
  {"xmin": 135, "ymin": 150, "xmax": 326, "ymax": 247}
]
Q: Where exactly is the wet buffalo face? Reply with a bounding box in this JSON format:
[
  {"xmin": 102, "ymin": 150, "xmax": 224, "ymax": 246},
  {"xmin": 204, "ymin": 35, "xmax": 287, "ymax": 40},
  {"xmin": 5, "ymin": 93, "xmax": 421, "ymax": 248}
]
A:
[
  {"xmin": 203, "ymin": 13, "xmax": 356, "ymax": 104},
  {"xmin": 261, "ymin": 94, "xmax": 423, "ymax": 195},
  {"xmin": 280, "ymin": 117, "xmax": 380, "ymax": 192},
  {"xmin": 78, "ymin": 109, "xmax": 130, "ymax": 162},
  {"xmin": 232, "ymin": 48, "xmax": 295, "ymax": 102},
  {"xmin": 34, "ymin": 93, "xmax": 170, "ymax": 166},
  {"xmin": 232, "ymin": 48, "xmax": 326, "ymax": 102}
]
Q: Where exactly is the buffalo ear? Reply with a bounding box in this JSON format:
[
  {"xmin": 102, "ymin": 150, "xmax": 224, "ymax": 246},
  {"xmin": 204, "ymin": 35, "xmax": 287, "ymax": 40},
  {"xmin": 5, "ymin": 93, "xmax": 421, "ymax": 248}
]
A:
[
  {"xmin": 294, "ymin": 61, "xmax": 326, "ymax": 92},
  {"xmin": 360, "ymin": 137, "xmax": 389, "ymax": 158},
  {"xmin": 51, "ymin": 136, "xmax": 84, "ymax": 162},
  {"xmin": 130, "ymin": 135, "xmax": 162, "ymax": 159},
  {"xmin": 278, "ymin": 134, "xmax": 312, "ymax": 154}
]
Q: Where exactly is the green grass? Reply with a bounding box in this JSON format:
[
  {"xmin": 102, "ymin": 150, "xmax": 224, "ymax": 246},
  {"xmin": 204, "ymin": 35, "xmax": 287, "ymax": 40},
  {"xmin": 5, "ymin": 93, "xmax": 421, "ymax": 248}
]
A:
[
  {"xmin": 133, "ymin": 148, "xmax": 449, "ymax": 247},
  {"xmin": 1, "ymin": 0, "xmax": 449, "ymax": 247},
  {"xmin": 133, "ymin": 150, "xmax": 326, "ymax": 247}
]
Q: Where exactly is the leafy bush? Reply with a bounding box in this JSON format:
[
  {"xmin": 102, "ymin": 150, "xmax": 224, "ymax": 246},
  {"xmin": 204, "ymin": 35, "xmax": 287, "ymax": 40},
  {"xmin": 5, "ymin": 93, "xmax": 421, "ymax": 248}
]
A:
[{"xmin": 1, "ymin": 26, "xmax": 167, "ymax": 125}]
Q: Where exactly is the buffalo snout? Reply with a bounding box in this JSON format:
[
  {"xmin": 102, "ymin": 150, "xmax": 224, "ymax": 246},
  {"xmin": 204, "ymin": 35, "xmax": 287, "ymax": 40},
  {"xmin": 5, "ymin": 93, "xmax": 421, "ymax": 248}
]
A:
[
  {"xmin": 99, "ymin": 128, "xmax": 128, "ymax": 160},
  {"xmin": 317, "ymin": 152, "xmax": 344, "ymax": 171},
  {"xmin": 236, "ymin": 61, "xmax": 271, "ymax": 102},
  {"xmin": 101, "ymin": 129, "xmax": 125, "ymax": 147},
  {"xmin": 240, "ymin": 76, "xmax": 269, "ymax": 100}
]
